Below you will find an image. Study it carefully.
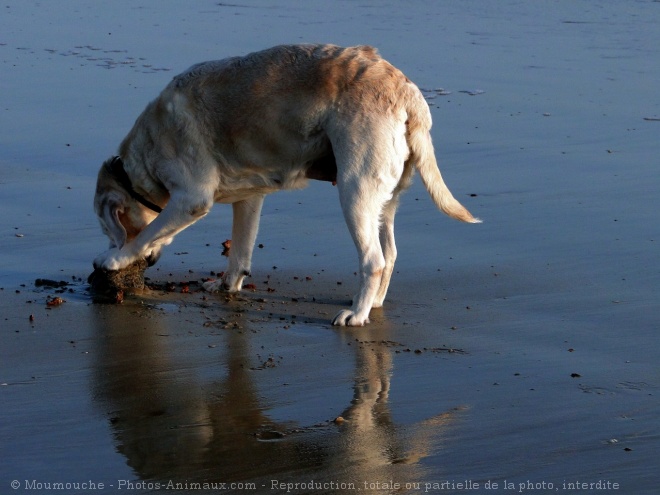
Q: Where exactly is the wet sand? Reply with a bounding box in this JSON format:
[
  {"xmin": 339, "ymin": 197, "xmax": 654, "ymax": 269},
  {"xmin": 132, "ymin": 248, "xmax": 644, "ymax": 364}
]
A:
[{"xmin": 1, "ymin": 1, "xmax": 659, "ymax": 494}]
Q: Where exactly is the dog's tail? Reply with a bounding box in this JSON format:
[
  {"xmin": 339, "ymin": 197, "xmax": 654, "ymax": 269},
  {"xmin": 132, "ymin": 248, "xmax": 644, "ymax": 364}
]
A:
[{"xmin": 405, "ymin": 90, "xmax": 481, "ymax": 224}]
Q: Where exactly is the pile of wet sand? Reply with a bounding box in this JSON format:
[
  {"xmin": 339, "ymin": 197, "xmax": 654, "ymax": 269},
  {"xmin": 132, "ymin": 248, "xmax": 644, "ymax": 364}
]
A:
[{"xmin": 87, "ymin": 259, "xmax": 148, "ymax": 302}]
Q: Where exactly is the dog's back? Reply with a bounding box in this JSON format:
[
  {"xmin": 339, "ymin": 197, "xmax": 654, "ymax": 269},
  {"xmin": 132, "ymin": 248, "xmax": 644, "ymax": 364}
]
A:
[{"xmin": 120, "ymin": 44, "xmax": 417, "ymax": 186}]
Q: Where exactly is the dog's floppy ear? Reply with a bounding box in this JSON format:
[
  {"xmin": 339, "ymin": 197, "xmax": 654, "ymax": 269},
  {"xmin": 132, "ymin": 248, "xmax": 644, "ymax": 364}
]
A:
[
  {"xmin": 95, "ymin": 159, "xmax": 129, "ymax": 248},
  {"xmin": 100, "ymin": 196, "xmax": 127, "ymax": 248}
]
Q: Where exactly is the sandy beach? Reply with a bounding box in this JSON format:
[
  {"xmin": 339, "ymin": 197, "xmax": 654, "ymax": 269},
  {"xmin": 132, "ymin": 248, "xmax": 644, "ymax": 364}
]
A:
[{"xmin": 1, "ymin": 1, "xmax": 659, "ymax": 494}]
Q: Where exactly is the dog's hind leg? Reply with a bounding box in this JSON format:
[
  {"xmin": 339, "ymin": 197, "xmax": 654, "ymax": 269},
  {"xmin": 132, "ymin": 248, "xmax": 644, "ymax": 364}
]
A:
[
  {"xmin": 332, "ymin": 214, "xmax": 384, "ymax": 326},
  {"xmin": 372, "ymin": 164, "xmax": 413, "ymax": 308},
  {"xmin": 330, "ymin": 118, "xmax": 409, "ymax": 326},
  {"xmin": 332, "ymin": 175, "xmax": 393, "ymax": 327},
  {"xmin": 204, "ymin": 195, "xmax": 264, "ymax": 293},
  {"xmin": 372, "ymin": 197, "xmax": 398, "ymax": 308}
]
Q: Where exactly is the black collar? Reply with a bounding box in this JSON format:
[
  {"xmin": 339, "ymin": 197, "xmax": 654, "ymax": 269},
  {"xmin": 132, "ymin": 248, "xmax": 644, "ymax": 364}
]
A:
[{"xmin": 107, "ymin": 156, "xmax": 163, "ymax": 214}]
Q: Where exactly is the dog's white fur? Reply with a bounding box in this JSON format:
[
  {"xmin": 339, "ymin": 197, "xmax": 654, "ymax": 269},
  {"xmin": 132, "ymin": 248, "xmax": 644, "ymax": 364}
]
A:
[{"xmin": 93, "ymin": 44, "xmax": 480, "ymax": 326}]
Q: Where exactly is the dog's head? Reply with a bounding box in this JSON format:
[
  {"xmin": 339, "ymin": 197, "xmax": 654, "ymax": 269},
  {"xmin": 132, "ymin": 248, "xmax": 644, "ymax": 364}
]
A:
[{"xmin": 94, "ymin": 157, "xmax": 161, "ymax": 265}]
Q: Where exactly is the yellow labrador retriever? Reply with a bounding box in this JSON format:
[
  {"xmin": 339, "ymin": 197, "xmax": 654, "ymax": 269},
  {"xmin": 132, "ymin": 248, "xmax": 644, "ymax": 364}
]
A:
[{"xmin": 93, "ymin": 44, "xmax": 480, "ymax": 326}]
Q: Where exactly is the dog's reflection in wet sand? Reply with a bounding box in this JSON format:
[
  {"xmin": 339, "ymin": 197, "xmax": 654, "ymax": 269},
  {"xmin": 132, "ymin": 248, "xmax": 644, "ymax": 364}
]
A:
[{"xmin": 94, "ymin": 304, "xmax": 466, "ymax": 486}]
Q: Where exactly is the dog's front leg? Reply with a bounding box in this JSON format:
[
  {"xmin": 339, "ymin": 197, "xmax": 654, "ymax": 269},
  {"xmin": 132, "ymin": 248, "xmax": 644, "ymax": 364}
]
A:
[
  {"xmin": 224, "ymin": 195, "xmax": 265, "ymax": 291},
  {"xmin": 204, "ymin": 195, "xmax": 264, "ymax": 293},
  {"xmin": 94, "ymin": 191, "xmax": 213, "ymax": 271}
]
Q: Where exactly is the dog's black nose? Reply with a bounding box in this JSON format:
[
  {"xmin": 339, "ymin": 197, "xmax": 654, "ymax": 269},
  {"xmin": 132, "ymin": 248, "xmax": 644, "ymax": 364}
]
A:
[{"xmin": 146, "ymin": 251, "xmax": 161, "ymax": 267}]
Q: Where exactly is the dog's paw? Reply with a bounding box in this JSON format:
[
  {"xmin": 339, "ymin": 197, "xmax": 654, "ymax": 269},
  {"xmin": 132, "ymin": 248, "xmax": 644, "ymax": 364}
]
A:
[
  {"xmin": 93, "ymin": 248, "xmax": 133, "ymax": 271},
  {"xmin": 203, "ymin": 279, "xmax": 226, "ymax": 293},
  {"xmin": 332, "ymin": 309, "xmax": 370, "ymax": 327}
]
